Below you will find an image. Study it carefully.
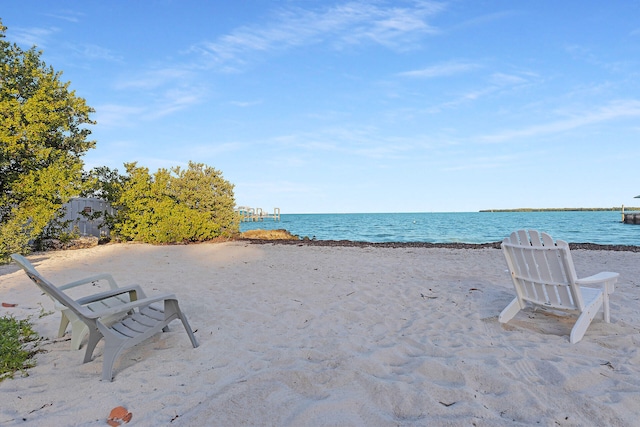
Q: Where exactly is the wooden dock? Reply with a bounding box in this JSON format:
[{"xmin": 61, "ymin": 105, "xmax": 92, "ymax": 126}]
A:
[
  {"xmin": 237, "ymin": 206, "xmax": 281, "ymax": 222},
  {"xmin": 621, "ymin": 205, "xmax": 640, "ymax": 224},
  {"xmin": 623, "ymin": 212, "xmax": 640, "ymax": 224}
]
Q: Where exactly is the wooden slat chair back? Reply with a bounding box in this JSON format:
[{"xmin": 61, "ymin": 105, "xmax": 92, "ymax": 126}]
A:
[
  {"xmin": 11, "ymin": 254, "xmax": 199, "ymax": 381},
  {"xmin": 503, "ymin": 229, "xmax": 582, "ymax": 312},
  {"xmin": 499, "ymin": 230, "xmax": 618, "ymax": 343}
]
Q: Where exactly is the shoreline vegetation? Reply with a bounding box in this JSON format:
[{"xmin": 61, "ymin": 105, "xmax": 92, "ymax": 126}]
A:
[
  {"xmin": 238, "ymin": 229, "xmax": 640, "ymax": 252},
  {"xmin": 479, "ymin": 207, "xmax": 640, "ymax": 212}
]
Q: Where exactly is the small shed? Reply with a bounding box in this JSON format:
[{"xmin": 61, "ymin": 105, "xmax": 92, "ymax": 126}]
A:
[{"xmin": 60, "ymin": 197, "xmax": 115, "ymax": 237}]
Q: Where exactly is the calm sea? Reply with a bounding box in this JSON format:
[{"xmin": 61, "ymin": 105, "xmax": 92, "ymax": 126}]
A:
[{"xmin": 239, "ymin": 211, "xmax": 640, "ymax": 246}]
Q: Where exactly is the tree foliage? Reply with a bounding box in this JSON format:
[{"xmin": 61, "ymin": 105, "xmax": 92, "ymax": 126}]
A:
[
  {"xmin": 81, "ymin": 166, "xmax": 126, "ymax": 204},
  {"xmin": 0, "ymin": 21, "xmax": 239, "ymax": 254},
  {"xmin": 0, "ymin": 21, "xmax": 95, "ymax": 259},
  {"xmin": 113, "ymin": 161, "xmax": 238, "ymax": 243}
]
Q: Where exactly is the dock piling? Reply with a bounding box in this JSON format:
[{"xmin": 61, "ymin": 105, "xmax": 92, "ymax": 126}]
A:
[{"xmin": 237, "ymin": 206, "xmax": 281, "ymax": 222}]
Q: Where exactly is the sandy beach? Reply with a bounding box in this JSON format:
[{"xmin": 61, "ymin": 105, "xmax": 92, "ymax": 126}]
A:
[{"xmin": 1, "ymin": 241, "xmax": 639, "ymax": 426}]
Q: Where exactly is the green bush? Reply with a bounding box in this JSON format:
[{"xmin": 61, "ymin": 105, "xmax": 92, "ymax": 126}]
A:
[
  {"xmin": 113, "ymin": 161, "xmax": 239, "ymax": 244},
  {"xmin": 0, "ymin": 316, "xmax": 41, "ymax": 381}
]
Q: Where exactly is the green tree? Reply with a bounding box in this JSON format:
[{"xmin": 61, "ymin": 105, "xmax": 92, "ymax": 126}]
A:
[
  {"xmin": 113, "ymin": 161, "xmax": 238, "ymax": 244},
  {"xmin": 81, "ymin": 166, "xmax": 126, "ymax": 204},
  {"xmin": 171, "ymin": 161, "xmax": 238, "ymax": 238},
  {"xmin": 0, "ymin": 21, "xmax": 95, "ymax": 260}
]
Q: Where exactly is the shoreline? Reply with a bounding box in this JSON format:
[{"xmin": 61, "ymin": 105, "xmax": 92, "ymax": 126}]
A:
[{"xmin": 241, "ymin": 238, "xmax": 640, "ymax": 252}]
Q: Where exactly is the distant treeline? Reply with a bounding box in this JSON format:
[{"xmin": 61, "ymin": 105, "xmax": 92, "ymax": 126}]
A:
[{"xmin": 479, "ymin": 207, "xmax": 640, "ymax": 212}]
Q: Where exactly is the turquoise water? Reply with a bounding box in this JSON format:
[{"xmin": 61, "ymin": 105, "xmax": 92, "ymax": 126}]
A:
[{"xmin": 239, "ymin": 211, "xmax": 640, "ymax": 246}]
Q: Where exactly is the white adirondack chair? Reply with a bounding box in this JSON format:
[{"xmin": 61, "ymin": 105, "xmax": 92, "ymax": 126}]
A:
[
  {"xmin": 11, "ymin": 253, "xmax": 199, "ymax": 381},
  {"xmin": 11, "ymin": 254, "xmax": 131, "ymax": 350},
  {"xmin": 499, "ymin": 230, "xmax": 618, "ymax": 343}
]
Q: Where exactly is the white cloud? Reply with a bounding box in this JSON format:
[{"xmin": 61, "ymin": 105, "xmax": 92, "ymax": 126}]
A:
[
  {"xmin": 9, "ymin": 26, "xmax": 58, "ymax": 48},
  {"xmin": 45, "ymin": 10, "xmax": 83, "ymax": 23},
  {"xmin": 145, "ymin": 88, "xmax": 204, "ymax": 119},
  {"xmin": 398, "ymin": 60, "xmax": 480, "ymax": 78},
  {"xmin": 114, "ymin": 68, "xmax": 194, "ymax": 90},
  {"xmin": 442, "ymin": 153, "xmax": 522, "ymax": 172},
  {"xmin": 489, "ymin": 72, "xmax": 529, "ymax": 86},
  {"xmin": 449, "ymin": 10, "xmax": 518, "ymax": 32},
  {"xmin": 94, "ymin": 104, "xmax": 146, "ymax": 128},
  {"xmin": 230, "ymin": 100, "xmax": 263, "ymax": 107},
  {"xmin": 192, "ymin": 1, "xmax": 445, "ymax": 71},
  {"xmin": 481, "ymin": 100, "xmax": 640, "ymax": 143},
  {"xmin": 67, "ymin": 43, "xmax": 123, "ymax": 62},
  {"xmin": 265, "ymin": 126, "xmax": 422, "ymax": 162}
]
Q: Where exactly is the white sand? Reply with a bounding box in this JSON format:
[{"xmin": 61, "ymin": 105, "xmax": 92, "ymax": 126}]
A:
[{"xmin": 0, "ymin": 242, "xmax": 639, "ymax": 426}]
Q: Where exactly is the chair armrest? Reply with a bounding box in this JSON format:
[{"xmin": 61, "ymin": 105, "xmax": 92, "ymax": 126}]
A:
[
  {"xmin": 85, "ymin": 293, "xmax": 178, "ymax": 320},
  {"xmin": 74, "ymin": 285, "xmax": 146, "ymax": 306},
  {"xmin": 576, "ymin": 271, "xmax": 619, "ymax": 294},
  {"xmin": 59, "ymin": 273, "xmax": 119, "ymax": 291}
]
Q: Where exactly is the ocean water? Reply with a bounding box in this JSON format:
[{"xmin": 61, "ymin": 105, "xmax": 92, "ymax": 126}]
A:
[{"xmin": 239, "ymin": 211, "xmax": 640, "ymax": 246}]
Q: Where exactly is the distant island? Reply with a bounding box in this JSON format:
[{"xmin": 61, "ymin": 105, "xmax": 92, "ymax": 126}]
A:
[{"xmin": 479, "ymin": 207, "xmax": 640, "ymax": 212}]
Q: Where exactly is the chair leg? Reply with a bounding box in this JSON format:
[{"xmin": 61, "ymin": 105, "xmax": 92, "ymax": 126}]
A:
[
  {"xmin": 83, "ymin": 329, "xmax": 102, "ymax": 363},
  {"xmin": 101, "ymin": 341, "xmax": 126, "ymax": 382},
  {"xmin": 70, "ymin": 320, "xmax": 89, "ymax": 350},
  {"xmin": 498, "ymin": 298, "xmax": 522, "ymax": 323},
  {"xmin": 570, "ymin": 300, "xmax": 602, "ymax": 344},
  {"xmin": 602, "ymin": 287, "xmax": 611, "ymax": 323},
  {"xmin": 164, "ymin": 300, "xmax": 199, "ymax": 348},
  {"xmin": 58, "ymin": 315, "xmax": 70, "ymax": 338},
  {"xmin": 179, "ymin": 314, "xmax": 199, "ymax": 348}
]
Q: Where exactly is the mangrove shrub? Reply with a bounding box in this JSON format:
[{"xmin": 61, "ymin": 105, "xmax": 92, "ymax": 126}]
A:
[{"xmin": 113, "ymin": 161, "xmax": 238, "ymax": 243}]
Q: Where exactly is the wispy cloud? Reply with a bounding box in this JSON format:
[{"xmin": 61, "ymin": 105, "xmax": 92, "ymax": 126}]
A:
[
  {"xmin": 109, "ymin": 66, "xmax": 206, "ymax": 121},
  {"xmin": 189, "ymin": 141, "xmax": 245, "ymax": 158},
  {"xmin": 95, "ymin": 84, "xmax": 206, "ymax": 125},
  {"xmin": 114, "ymin": 67, "xmax": 194, "ymax": 90},
  {"xmin": 489, "ymin": 72, "xmax": 530, "ymax": 86},
  {"xmin": 45, "ymin": 10, "xmax": 84, "ymax": 23},
  {"xmin": 192, "ymin": 1, "xmax": 445, "ymax": 71},
  {"xmin": 145, "ymin": 87, "xmax": 205, "ymax": 119},
  {"xmin": 66, "ymin": 43, "xmax": 123, "ymax": 62},
  {"xmin": 230, "ymin": 100, "xmax": 263, "ymax": 108},
  {"xmin": 564, "ymin": 43, "xmax": 635, "ymax": 74},
  {"xmin": 424, "ymin": 86, "xmax": 497, "ymax": 113},
  {"xmin": 449, "ymin": 10, "xmax": 518, "ymax": 32},
  {"xmin": 8, "ymin": 9, "xmax": 83, "ymax": 47},
  {"xmin": 267, "ymin": 126, "xmax": 423, "ymax": 162},
  {"xmin": 442, "ymin": 153, "xmax": 521, "ymax": 172},
  {"xmin": 424, "ymin": 70, "xmax": 535, "ymax": 113},
  {"xmin": 94, "ymin": 104, "xmax": 146, "ymax": 128},
  {"xmin": 9, "ymin": 26, "xmax": 58, "ymax": 48},
  {"xmin": 398, "ymin": 60, "xmax": 480, "ymax": 78},
  {"xmin": 481, "ymin": 100, "xmax": 640, "ymax": 143},
  {"xmin": 238, "ymin": 179, "xmax": 320, "ymax": 197}
]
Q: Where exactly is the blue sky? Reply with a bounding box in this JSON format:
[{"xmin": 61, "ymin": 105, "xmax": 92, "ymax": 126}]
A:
[{"xmin": 3, "ymin": 1, "xmax": 640, "ymax": 213}]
